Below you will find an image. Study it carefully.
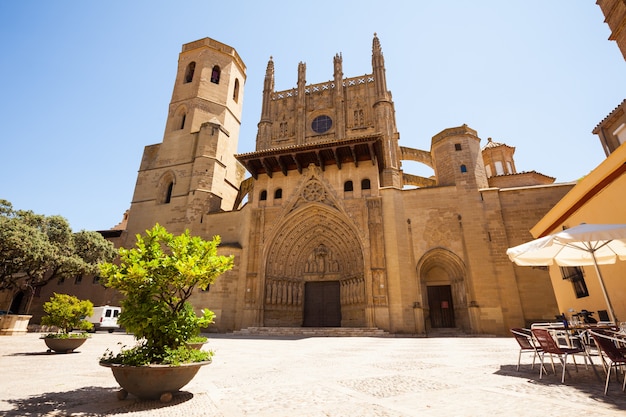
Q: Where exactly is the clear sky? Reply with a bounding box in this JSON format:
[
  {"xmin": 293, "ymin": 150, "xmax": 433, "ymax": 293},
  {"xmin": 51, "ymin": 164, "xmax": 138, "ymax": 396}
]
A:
[{"xmin": 1, "ymin": 1, "xmax": 624, "ymax": 232}]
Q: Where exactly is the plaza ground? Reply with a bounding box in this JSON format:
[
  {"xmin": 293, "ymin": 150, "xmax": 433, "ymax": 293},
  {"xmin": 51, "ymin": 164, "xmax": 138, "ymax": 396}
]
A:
[{"xmin": 1, "ymin": 332, "xmax": 626, "ymax": 416}]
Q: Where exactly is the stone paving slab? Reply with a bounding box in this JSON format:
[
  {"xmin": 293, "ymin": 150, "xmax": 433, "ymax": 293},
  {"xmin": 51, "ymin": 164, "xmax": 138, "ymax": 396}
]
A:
[{"xmin": 1, "ymin": 332, "xmax": 626, "ymax": 416}]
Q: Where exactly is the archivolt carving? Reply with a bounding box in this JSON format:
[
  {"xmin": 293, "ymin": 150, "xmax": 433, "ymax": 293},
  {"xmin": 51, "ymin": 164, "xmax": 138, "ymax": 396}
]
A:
[
  {"xmin": 265, "ymin": 205, "xmax": 364, "ymax": 278},
  {"xmin": 266, "ymin": 204, "xmax": 363, "ymax": 277}
]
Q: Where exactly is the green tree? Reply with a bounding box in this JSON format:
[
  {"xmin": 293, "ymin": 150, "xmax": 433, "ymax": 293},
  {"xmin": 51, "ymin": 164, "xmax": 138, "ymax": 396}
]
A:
[
  {"xmin": 0, "ymin": 200, "xmax": 117, "ymax": 312},
  {"xmin": 41, "ymin": 293, "xmax": 94, "ymax": 334},
  {"xmin": 99, "ymin": 224, "xmax": 234, "ymax": 363}
]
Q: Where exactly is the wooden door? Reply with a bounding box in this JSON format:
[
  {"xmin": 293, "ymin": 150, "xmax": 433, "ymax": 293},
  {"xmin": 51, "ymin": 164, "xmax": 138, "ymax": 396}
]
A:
[
  {"xmin": 303, "ymin": 281, "xmax": 341, "ymax": 327},
  {"xmin": 427, "ymin": 285, "xmax": 455, "ymax": 328}
]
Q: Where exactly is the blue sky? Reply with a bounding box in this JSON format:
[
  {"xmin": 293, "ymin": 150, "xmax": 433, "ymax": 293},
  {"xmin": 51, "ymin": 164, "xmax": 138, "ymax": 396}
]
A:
[{"xmin": 1, "ymin": 1, "xmax": 624, "ymax": 232}]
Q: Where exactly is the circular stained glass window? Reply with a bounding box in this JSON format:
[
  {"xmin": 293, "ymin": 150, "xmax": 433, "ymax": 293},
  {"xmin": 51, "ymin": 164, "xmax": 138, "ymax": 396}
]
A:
[{"xmin": 311, "ymin": 115, "xmax": 332, "ymax": 134}]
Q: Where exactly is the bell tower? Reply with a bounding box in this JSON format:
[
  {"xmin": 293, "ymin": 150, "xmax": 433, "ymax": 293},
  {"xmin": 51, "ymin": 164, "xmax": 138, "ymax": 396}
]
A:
[{"xmin": 125, "ymin": 38, "xmax": 247, "ymax": 236}]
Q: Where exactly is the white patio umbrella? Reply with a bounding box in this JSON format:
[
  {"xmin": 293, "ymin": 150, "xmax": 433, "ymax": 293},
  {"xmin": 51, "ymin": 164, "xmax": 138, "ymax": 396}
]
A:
[{"xmin": 506, "ymin": 223, "xmax": 626, "ymax": 324}]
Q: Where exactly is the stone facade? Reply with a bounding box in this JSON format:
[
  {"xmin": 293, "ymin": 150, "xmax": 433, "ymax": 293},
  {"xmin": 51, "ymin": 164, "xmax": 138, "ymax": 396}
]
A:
[{"xmin": 30, "ymin": 35, "xmax": 577, "ymax": 336}]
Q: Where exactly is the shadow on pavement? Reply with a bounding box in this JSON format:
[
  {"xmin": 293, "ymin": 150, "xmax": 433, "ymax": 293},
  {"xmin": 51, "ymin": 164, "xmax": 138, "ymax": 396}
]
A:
[
  {"xmin": 2, "ymin": 386, "xmax": 194, "ymax": 416},
  {"xmin": 495, "ymin": 364, "xmax": 626, "ymax": 411}
]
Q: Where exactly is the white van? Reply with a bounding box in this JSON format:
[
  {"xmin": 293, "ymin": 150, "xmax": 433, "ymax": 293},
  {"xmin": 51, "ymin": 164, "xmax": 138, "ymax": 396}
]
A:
[{"xmin": 86, "ymin": 305, "xmax": 121, "ymax": 333}]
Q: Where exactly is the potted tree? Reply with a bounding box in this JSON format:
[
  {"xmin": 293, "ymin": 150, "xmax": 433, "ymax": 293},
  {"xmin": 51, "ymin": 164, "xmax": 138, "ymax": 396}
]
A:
[
  {"xmin": 40, "ymin": 293, "xmax": 93, "ymax": 353},
  {"xmin": 98, "ymin": 224, "xmax": 233, "ymax": 402}
]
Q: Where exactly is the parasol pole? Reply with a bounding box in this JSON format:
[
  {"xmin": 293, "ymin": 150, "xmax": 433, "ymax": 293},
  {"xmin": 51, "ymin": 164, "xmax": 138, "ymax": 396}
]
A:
[{"xmin": 591, "ymin": 250, "xmax": 618, "ymax": 324}]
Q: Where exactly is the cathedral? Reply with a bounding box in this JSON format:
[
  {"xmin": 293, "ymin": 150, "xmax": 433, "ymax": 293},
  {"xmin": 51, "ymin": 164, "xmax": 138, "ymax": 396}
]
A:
[{"xmin": 46, "ymin": 35, "xmax": 576, "ymax": 336}]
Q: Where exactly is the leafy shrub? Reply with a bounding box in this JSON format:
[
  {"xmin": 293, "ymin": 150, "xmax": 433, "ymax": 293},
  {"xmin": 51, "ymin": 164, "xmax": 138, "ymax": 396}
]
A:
[
  {"xmin": 41, "ymin": 293, "xmax": 93, "ymax": 334},
  {"xmin": 100, "ymin": 342, "xmax": 213, "ymax": 366},
  {"xmin": 99, "ymin": 224, "xmax": 233, "ymax": 364}
]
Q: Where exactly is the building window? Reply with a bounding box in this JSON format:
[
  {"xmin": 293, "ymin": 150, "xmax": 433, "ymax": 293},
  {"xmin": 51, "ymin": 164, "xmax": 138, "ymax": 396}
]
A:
[
  {"xmin": 92, "ymin": 276, "xmax": 101, "ymax": 284},
  {"xmin": 494, "ymin": 161, "xmax": 504, "ymax": 175},
  {"xmin": 260, "ymin": 190, "xmax": 267, "ymax": 201},
  {"xmin": 454, "ymin": 143, "xmax": 462, "ymax": 151},
  {"xmin": 311, "ymin": 115, "xmax": 332, "ymax": 134},
  {"xmin": 274, "ymin": 188, "xmax": 282, "ymax": 199},
  {"xmin": 353, "ymin": 109, "xmax": 364, "ymax": 126},
  {"xmin": 57, "ymin": 277, "xmax": 65, "ymax": 285},
  {"xmin": 361, "ymin": 179, "xmax": 371, "ymax": 190},
  {"xmin": 74, "ymin": 275, "xmax": 83, "ymax": 285},
  {"xmin": 560, "ymin": 266, "xmax": 589, "ymax": 298},
  {"xmin": 613, "ymin": 123, "xmax": 626, "ymax": 145},
  {"xmin": 211, "ymin": 65, "xmax": 221, "ymax": 84},
  {"xmin": 233, "ymin": 78, "xmax": 240, "ymax": 102},
  {"xmin": 344, "ymin": 181, "xmax": 354, "ymax": 192},
  {"xmin": 164, "ymin": 182, "xmax": 174, "ymax": 204},
  {"xmin": 184, "ymin": 62, "xmax": 196, "ymax": 83},
  {"xmin": 173, "ymin": 107, "xmax": 187, "ymax": 131},
  {"xmin": 485, "ymin": 165, "xmax": 492, "ymax": 177},
  {"xmin": 460, "ymin": 165, "xmax": 467, "ymax": 173}
]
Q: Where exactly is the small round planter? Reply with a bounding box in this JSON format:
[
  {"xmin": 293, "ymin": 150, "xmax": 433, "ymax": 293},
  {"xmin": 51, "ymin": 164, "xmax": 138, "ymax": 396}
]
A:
[
  {"xmin": 100, "ymin": 360, "xmax": 211, "ymax": 402},
  {"xmin": 43, "ymin": 337, "xmax": 88, "ymax": 353}
]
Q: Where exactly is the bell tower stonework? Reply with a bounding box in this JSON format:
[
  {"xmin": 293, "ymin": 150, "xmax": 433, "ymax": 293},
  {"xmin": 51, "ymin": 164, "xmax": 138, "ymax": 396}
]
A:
[{"xmin": 124, "ymin": 38, "xmax": 247, "ymax": 238}]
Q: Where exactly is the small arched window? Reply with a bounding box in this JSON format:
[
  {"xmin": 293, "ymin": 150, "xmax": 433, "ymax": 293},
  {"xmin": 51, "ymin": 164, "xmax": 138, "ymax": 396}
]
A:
[
  {"xmin": 260, "ymin": 190, "xmax": 267, "ymax": 201},
  {"xmin": 274, "ymin": 188, "xmax": 282, "ymax": 199},
  {"xmin": 164, "ymin": 182, "xmax": 174, "ymax": 204},
  {"xmin": 460, "ymin": 165, "xmax": 467, "ymax": 173},
  {"xmin": 344, "ymin": 181, "xmax": 353, "ymax": 192},
  {"xmin": 211, "ymin": 65, "xmax": 221, "ymax": 84},
  {"xmin": 233, "ymin": 78, "xmax": 240, "ymax": 102},
  {"xmin": 180, "ymin": 113, "xmax": 186, "ymax": 130},
  {"xmin": 184, "ymin": 62, "xmax": 196, "ymax": 83},
  {"xmin": 361, "ymin": 179, "xmax": 371, "ymax": 190}
]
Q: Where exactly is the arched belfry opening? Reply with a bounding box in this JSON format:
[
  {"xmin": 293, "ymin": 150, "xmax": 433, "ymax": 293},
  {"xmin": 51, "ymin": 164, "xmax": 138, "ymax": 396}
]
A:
[
  {"xmin": 416, "ymin": 248, "xmax": 471, "ymax": 333},
  {"xmin": 263, "ymin": 204, "xmax": 366, "ymax": 328}
]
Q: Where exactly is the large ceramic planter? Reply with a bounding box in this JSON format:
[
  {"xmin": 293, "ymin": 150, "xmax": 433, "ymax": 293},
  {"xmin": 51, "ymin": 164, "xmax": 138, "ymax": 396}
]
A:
[
  {"xmin": 100, "ymin": 360, "xmax": 211, "ymax": 402},
  {"xmin": 0, "ymin": 314, "xmax": 32, "ymax": 335},
  {"xmin": 43, "ymin": 336, "xmax": 88, "ymax": 353}
]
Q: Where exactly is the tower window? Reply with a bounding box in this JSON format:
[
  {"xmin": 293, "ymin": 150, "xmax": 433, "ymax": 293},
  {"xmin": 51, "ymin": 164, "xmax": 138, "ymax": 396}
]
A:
[
  {"xmin": 260, "ymin": 190, "xmax": 267, "ymax": 201},
  {"xmin": 211, "ymin": 65, "xmax": 221, "ymax": 84},
  {"xmin": 184, "ymin": 62, "xmax": 196, "ymax": 83},
  {"xmin": 494, "ymin": 161, "xmax": 504, "ymax": 175},
  {"xmin": 455, "ymin": 143, "xmax": 462, "ymax": 151},
  {"xmin": 233, "ymin": 78, "xmax": 240, "ymax": 102},
  {"xmin": 344, "ymin": 181, "xmax": 353, "ymax": 192},
  {"xmin": 460, "ymin": 165, "xmax": 467, "ymax": 173},
  {"xmin": 180, "ymin": 113, "xmax": 186, "ymax": 130},
  {"xmin": 164, "ymin": 182, "xmax": 174, "ymax": 204},
  {"xmin": 274, "ymin": 188, "xmax": 282, "ymax": 199},
  {"xmin": 361, "ymin": 179, "xmax": 371, "ymax": 190}
]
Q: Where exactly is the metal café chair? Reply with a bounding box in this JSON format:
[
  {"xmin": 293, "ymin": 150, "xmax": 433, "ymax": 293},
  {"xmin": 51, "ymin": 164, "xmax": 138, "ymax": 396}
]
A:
[
  {"xmin": 510, "ymin": 328, "xmax": 548, "ymax": 372},
  {"xmin": 589, "ymin": 330, "xmax": 626, "ymax": 395},
  {"xmin": 531, "ymin": 328, "xmax": 589, "ymax": 383}
]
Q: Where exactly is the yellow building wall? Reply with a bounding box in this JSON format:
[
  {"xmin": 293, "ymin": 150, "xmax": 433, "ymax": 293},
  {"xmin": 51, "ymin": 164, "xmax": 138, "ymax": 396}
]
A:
[{"xmin": 532, "ymin": 144, "xmax": 626, "ymax": 323}]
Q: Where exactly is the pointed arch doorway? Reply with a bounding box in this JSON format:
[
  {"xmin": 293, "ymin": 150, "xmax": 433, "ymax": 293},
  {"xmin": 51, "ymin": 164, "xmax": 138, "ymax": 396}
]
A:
[
  {"xmin": 263, "ymin": 205, "xmax": 366, "ymax": 328},
  {"xmin": 417, "ymin": 248, "xmax": 471, "ymax": 333}
]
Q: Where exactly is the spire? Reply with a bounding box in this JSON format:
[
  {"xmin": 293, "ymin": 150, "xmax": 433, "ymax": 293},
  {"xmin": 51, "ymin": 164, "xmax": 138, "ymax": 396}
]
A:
[
  {"xmin": 371, "ymin": 33, "xmax": 389, "ymax": 101},
  {"xmin": 296, "ymin": 61, "xmax": 307, "ymax": 145},
  {"xmin": 297, "ymin": 61, "xmax": 306, "ymax": 88},
  {"xmin": 260, "ymin": 57, "xmax": 274, "ymax": 121},
  {"xmin": 333, "ymin": 53, "xmax": 343, "ymax": 81}
]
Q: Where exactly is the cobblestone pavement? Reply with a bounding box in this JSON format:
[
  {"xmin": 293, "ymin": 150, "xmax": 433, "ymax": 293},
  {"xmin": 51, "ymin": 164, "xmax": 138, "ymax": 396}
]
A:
[{"xmin": 1, "ymin": 332, "xmax": 626, "ymax": 416}]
